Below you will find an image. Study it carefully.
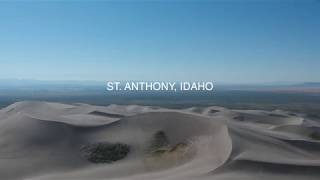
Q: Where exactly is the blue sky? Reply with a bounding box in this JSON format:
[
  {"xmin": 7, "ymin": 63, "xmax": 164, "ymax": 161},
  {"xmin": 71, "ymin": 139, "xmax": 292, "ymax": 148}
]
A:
[{"xmin": 0, "ymin": 0, "xmax": 319, "ymax": 83}]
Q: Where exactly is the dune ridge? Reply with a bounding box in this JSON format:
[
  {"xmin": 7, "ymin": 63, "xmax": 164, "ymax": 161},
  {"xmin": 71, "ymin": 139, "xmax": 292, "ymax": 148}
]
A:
[{"xmin": 0, "ymin": 101, "xmax": 320, "ymax": 180}]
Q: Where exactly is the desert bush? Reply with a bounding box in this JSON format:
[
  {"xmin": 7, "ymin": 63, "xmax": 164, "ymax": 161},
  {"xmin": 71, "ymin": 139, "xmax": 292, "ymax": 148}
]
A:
[{"xmin": 81, "ymin": 142, "xmax": 130, "ymax": 163}]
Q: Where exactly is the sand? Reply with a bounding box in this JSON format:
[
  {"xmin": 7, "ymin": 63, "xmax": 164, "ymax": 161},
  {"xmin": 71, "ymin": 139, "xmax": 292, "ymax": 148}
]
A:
[{"xmin": 0, "ymin": 101, "xmax": 320, "ymax": 180}]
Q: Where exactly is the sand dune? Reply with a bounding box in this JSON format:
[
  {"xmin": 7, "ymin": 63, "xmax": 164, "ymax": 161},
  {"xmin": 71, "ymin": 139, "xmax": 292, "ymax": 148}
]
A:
[{"xmin": 0, "ymin": 101, "xmax": 320, "ymax": 180}]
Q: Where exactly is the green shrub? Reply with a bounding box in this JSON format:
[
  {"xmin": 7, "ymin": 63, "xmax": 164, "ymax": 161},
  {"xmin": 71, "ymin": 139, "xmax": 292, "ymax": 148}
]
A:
[{"xmin": 81, "ymin": 142, "xmax": 130, "ymax": 163}]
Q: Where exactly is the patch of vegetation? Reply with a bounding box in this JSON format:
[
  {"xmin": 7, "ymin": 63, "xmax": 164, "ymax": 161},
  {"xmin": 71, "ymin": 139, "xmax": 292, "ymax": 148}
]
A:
[
  {"xmin": 310, "ymin": 132, "xmax": 320, "ymax": 140},
  {"xmin": 169, "ymin": 143, "xmax": 188, "ymax": 152},
  {"xmin": 143, "ymin": 130, "xmax": 196, "ymax": 170},
  {"xmin": 151, "ymin": 148, "xmax": 169, "ymax": 156},
  {"xmin": 150, "ymin": 143, "xmax": 188, "ymax": 156},
  {"xmin": 149, "ymin": 130, "xmax": 170, "ymax": 151},
  {"xmin": 81, "ymin": 142, "xmax": 130, "ymax": 163},
  {"xmin": 209, "ymin": 109, "xmax": 220, "ymax": 114},
  {"xmin": 147, "ymin": 130, "xmax": 189, "ymax": 156}
]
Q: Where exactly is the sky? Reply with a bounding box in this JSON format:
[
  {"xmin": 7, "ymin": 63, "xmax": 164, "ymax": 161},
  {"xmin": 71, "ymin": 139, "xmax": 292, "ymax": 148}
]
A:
[{"xmin": 0, "ymin": 0, "xmax": 319, "ymax": 84}]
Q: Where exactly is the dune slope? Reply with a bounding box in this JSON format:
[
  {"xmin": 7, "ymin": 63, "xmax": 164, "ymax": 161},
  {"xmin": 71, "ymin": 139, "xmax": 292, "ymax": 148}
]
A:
[{"xmin": 0, "ymin": 101, "xmax": 320, "ymax": 180}]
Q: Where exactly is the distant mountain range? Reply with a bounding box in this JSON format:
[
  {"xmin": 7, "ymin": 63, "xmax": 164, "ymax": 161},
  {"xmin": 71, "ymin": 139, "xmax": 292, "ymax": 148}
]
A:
[
  {"xmin": 0, "ymin": 79, "xmax": 320, "ymax": 93},
  {"xmin": 295, "ymin": 82, "xmax": 320, "ymax": 87}
]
